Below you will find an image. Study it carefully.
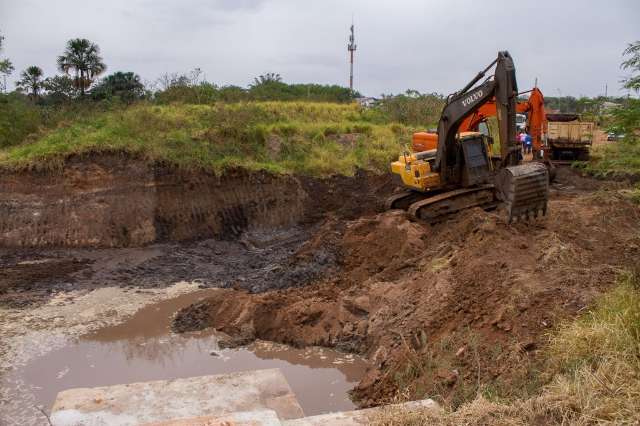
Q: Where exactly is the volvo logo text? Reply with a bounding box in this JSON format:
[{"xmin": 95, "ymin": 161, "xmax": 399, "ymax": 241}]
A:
[{"xmin": 461, "ymin": 90, "xmax": 483, "ymax": 107}]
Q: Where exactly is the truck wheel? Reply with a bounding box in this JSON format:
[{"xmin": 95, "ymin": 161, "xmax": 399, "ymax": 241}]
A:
[{"xmin": 576, "ymin": 150, "xmax": 590, "ymax": 161}]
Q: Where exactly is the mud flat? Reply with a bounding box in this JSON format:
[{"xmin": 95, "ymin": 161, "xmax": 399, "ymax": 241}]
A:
[{"xmin": 0, "ymin": 153, "xmax": 391, "ymax": 425}]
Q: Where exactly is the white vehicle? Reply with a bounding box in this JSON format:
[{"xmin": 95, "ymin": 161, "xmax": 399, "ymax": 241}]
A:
[{"xmin": 516, "ymin": 113, "xmax": 527, "ymax": 132}]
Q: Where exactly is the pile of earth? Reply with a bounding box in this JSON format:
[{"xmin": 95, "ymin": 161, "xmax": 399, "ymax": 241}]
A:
[{"xmin": 173, "ymin": 172, "xmax": 640, "ymax": 407}]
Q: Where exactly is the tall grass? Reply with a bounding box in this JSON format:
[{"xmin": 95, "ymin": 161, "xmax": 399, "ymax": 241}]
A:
[
  {"xmin": 543, "ymin": 270, "xmax": 640, "ymax": 423},
  {"xmin": 0, "ymin": 102, "xmax": 414, "ymax": 176},
  {"xmin": 582, "ymin": 139, "xmax": 640, "ymax": 178}
]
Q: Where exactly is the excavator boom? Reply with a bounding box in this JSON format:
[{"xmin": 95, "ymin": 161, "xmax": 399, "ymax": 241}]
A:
[{"xmin": 457, "ymin": 87, "xmax": 547, "ymax": 154}]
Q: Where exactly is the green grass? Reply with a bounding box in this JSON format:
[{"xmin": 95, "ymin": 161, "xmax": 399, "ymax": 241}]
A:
[
  {"xmin": 580, "ymin": 138, "xmax": 640, "ymax": 178},
  {"xmin": 0, "ymin": 101, "xmax": 414, "ymax": 176}
]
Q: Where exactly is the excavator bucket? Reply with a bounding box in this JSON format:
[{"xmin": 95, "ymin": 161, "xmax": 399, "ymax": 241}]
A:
[{"xmin": 495, "ymin": 162, "xmax": 548, "ymax": 222}]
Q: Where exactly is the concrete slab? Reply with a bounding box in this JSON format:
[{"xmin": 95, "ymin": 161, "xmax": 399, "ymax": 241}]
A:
[
  {"xmin": 282, "ymin": 399, "xmax": 440, "ymax": 426},
  {"xmin": 50, "ymin": 369, "xmax": 304, "ymax": 426},
  {"xmin": 143, "ymin": 409, "xmax": 282, "ymax": 426}
]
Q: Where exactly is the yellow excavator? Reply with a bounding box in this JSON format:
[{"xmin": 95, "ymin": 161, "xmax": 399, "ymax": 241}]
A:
[{"xmin": 387, "ymin": 51, "xmax": 549, "ymax": 223}]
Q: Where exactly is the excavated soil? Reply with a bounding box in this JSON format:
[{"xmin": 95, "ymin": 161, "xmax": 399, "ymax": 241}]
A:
[
  {"xmin": 0, "ymin": 152, "xmax": 393, "ymax": 307},
  {"xmin": 172, "ymin": 167, "xmax": 640, "ymax": 407}
]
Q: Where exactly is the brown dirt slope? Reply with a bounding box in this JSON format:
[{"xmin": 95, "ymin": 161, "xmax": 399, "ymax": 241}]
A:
[
  {"xmin": 0, "ymin": 151, "xmax": 393, "ymax": 248},
  {"xmin": 173, "ymin": 177, "xmax": 640, "ymax": 407}
]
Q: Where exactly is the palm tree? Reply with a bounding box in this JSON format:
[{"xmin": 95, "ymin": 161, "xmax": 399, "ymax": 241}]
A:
[
  {"xmin": 57, "ymin": 38, "xmax": 106, "ymax": 96},
  {"xmin": 252, "ymin": 72, "xmax": 282, "ymax": 87},
  {"xmin": 622, "ymin": 40, "xmax": 640, "ymax": 93},
  {"xmin": 16, "ymin": 65, "xmax": 44, "ymax": 99}
]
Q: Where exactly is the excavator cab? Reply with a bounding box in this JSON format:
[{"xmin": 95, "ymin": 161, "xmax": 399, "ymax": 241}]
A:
[
  {"xmin": 390, "ymin": 131, "xmax": 493, "ymax": 192},
  {"xmin": 458, "ymin": 132, "xmax": 493, "ymax": 186}
]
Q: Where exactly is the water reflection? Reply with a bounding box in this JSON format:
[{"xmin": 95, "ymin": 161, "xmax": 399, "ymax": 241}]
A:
[{"xmin": 9, "ymin": 292, "xmax": 370, "ymax": 416}]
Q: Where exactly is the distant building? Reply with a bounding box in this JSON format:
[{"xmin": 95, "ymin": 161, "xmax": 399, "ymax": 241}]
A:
[
  {"xmin": 601, "ymin": 101, "xmax": 621, "ymax": 111},
  {"xmin": 356, "ymin": 97, "xmax": 378, "ymax": 108}
]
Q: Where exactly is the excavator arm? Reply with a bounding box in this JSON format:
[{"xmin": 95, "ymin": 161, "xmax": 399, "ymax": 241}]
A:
[
  {"xmin": 458, "ymin": 87, "xmax": 547, "ymax": 155},
  {"xmin": 434, "ymin": 51, "xmax": 521, "ymax": 183}
]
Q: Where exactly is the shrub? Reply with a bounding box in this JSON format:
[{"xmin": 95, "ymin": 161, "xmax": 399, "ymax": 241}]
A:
[
  {"xmin": 374, "ymin": 90, "xmax": 445, "ymax": 127},
  {"xmin": 543, "ymin": 271, "xmax": 640, "ymax": 423},
  {"xmin": 91, "ymin": 71, "xmax": 146, "ymax": 104},
  {"xmin": 0, "ymin": 93, "xmax": 41, "ymax": 148}
]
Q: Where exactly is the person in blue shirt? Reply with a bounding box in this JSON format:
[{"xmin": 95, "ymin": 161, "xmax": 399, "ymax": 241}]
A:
[{"xmin": 524, "ymin": 132, "xmax": 533, "ymax": 154}]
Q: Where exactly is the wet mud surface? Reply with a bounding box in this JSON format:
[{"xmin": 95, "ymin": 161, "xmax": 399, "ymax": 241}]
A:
[{"xmin": 0, "ymin": 225, "xmax": 337, "ymax": 308}]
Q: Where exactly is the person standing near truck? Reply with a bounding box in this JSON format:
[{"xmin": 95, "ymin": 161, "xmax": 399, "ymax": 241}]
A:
[
  {"xmin": 524, "ymin": 132, "xmax": 533, "ymax": 154},
  {"xmin": 518, "ymin": 131, "xmax": 526, "ymax": 154}
]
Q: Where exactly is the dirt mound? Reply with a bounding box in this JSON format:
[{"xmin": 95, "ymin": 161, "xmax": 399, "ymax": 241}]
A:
[
  {"xmin": 173, "ymin": 186, "xmax": 640, "ymax": 407},
  {"xmin": 173, "ymin": 211, "xmax": 427, "ymax": 351}
]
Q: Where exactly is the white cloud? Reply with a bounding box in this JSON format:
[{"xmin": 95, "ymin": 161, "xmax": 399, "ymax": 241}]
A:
[{"xmin": 1, "ymin": 0, "xmax": 638, "ymax": 96}]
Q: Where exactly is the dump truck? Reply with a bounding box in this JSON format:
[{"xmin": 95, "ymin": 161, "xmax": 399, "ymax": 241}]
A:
[{"xmin": 546, "ymin": 114, "xmax": 594, "ymax": 162}]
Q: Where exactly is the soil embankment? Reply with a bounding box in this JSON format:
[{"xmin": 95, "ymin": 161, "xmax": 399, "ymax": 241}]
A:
[
  {"xmin": 0, "ymin": 152, "xmax": 393, "ymax": 307},
  {"xmin": 0, "ymin": 152, "xmax": 392, "ymax": 247}
]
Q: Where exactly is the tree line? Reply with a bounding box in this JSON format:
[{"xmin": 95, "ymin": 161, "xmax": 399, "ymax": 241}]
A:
[
  {"xmin": 1, "ymin": 30, "xmax": 637, "ymax": 141},
  {"xmin": 0, "ymin": 34, "xmax": 358, "ymax": 105}
]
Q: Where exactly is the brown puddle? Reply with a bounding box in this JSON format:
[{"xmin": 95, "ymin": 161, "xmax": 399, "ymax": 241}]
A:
[{"xmin": 6, "ymin": 290, "xmax": 370, "ymax": 417}]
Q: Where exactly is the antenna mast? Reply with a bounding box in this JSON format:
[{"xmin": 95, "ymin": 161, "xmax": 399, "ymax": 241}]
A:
[{"xmin": 348, "ymin": 19, "xmax": 357, "ymax": 92}]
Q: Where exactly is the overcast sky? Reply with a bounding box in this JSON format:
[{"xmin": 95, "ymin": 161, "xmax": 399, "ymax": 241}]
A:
[{"xmin": 1, "ymin": 0, "xmax": 638, "ymax": 97}]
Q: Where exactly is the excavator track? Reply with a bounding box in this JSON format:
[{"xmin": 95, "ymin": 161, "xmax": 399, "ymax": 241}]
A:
[
  {"xmin": 406, "ymin": 185, "xmax": 496, "ymax": 223},
  {"xmin": 386, "ymin": 163, "xmax": 549, "ymax": 224},
  {"xmin": 384, "ymin": 190, "xmax": 430, "ymax": 211}
]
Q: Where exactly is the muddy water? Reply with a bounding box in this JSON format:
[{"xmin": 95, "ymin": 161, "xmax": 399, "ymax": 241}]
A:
[{"xmin": 5, "ymin": 290, "xmax": 369, "ymax": 418}]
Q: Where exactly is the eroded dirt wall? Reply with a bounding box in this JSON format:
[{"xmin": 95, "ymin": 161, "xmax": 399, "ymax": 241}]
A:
[
  {"xmin": 0, "ymin": 153, "xmax": 307, "ymax": 247},
  {"xmin": 153, "ymin": 167, "xmax": 306, "ymax": 242}
]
